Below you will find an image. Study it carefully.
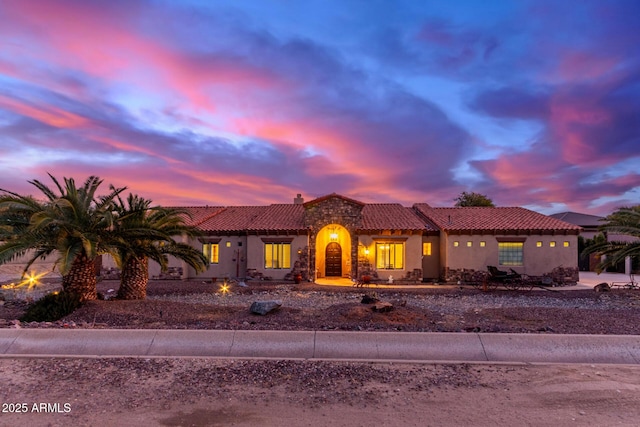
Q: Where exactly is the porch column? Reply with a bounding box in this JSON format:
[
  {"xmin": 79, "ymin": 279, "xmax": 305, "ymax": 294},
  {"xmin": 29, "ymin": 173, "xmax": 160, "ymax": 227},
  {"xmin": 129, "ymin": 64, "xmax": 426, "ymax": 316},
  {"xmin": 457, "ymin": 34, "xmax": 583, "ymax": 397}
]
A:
[
  {"xmin": 350, "ymin": 230, "xmax": 358, "ymax": 279},
  {"xmin": 626, "ymin": 256, "xmax": 632, "ymax": 276},
  {"xmin": 309, "ymin": 232, "xmax": 317, "ymax": 281}
]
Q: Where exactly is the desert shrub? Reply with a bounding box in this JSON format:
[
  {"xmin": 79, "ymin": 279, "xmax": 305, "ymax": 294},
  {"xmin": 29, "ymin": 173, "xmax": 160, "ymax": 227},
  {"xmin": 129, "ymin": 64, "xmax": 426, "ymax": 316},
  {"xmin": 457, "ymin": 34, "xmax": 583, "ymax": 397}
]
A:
[{"xmin": 20, "ymin": 291, "xmax": 82, "ymax": 322}]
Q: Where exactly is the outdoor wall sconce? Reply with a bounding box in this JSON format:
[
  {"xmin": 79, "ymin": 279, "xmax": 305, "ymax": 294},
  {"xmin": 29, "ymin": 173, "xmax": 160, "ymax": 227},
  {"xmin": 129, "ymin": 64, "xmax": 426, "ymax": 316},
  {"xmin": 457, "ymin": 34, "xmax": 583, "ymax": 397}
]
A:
[{"xmin": 329, "ymin": 226, "xmax": 338, "ymax": 241}]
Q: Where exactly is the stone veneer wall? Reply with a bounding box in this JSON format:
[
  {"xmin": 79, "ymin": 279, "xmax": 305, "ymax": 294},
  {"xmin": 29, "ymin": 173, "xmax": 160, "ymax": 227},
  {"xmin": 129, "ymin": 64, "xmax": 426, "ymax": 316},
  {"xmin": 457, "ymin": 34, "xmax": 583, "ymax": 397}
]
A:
[
  {"xmin": 304, "ymin": 196, "xmax": 364, "ymax": 279},
  {"xmin": 442, "ymin": 266, "xmax": 580, "ymax": 286}
]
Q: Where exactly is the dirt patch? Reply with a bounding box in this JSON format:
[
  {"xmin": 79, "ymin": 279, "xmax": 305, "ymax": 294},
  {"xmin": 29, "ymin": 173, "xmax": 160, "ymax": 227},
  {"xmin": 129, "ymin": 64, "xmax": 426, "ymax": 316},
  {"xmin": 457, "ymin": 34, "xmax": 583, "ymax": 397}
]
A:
[{"xmin": 1, "ymin": 358, "xmax": 640, "ymax": 426}]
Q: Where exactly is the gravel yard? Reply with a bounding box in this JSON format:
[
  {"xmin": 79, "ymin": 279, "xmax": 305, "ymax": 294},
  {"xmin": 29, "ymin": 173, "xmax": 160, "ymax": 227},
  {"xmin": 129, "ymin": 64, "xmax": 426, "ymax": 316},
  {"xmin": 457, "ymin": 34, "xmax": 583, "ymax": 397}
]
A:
[{"xmin": 3, "ymin": 279, "xmax": 640, "ymax": 334}]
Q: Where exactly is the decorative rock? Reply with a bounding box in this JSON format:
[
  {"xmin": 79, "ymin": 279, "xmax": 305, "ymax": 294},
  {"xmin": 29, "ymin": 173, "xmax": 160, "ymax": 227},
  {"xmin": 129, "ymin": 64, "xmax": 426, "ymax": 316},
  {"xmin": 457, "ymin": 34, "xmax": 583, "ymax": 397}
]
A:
[
  {"xmin": 10, "ymin": 320, "xmax": 21, "ymax": 329},
  {"xmin": 250, "ymin": 300, "xmax": 282, "ymax": 315},
  {"xmin": 361, "ymin": 294, "xmax": 380, "ymax": 304},
  {"xmin": 594, "ymin": 282, "xmax": 611, "ymax": 292},
  {"xmin": 372, "ymin": 302, "xmax": 394, "ymax": 313}
]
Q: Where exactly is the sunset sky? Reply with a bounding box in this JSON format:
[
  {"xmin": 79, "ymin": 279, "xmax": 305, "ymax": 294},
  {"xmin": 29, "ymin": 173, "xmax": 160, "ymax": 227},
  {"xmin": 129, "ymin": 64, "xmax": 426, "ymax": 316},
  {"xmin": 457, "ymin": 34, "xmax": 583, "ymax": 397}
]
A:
[{"xmin": 0, "ymin": 0, "xmax": 638, "ymax": 215}]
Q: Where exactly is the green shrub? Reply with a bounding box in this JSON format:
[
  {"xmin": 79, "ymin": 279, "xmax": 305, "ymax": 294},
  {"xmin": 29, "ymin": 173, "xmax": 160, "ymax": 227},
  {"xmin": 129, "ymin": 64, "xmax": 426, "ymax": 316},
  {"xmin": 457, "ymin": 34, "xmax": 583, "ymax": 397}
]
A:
[{"xmin": 20, "ymin": 291, "xmax": 82, "ymax": 322}]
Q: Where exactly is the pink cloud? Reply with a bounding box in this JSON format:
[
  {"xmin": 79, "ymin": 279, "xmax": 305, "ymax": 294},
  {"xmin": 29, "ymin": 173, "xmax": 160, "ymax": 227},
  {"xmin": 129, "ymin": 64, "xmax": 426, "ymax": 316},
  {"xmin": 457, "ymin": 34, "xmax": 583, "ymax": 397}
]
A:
[
  {"xmin": 0, "ymin": 95, "xmax": 89, "ymax": 128},
  {"xmin": 1, "ymin": 1, "xmax": 283, "ymax": 114},
  {"xmin": 556, "ymin": 51, "xmax": 619, "ymax": 83},
  {"xmin": 548, "ymin": 95, "xmax": 612, "ymax": 165}
]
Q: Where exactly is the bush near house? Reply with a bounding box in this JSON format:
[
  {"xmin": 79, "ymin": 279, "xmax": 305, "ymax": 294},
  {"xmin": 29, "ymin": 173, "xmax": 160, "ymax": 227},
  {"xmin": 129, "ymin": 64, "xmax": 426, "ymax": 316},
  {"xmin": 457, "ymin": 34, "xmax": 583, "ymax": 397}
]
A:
[{"xmin": 20, "ymin": 291, "xmax": 83, "ymax": 322}]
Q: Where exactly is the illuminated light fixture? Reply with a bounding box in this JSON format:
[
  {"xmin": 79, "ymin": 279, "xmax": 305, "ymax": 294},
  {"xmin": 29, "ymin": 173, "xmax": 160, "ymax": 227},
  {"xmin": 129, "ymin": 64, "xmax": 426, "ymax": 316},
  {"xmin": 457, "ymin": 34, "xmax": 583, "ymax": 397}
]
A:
[
  {"xmin": 364, "ymin": 249, "xmax": 370, "ymax": 255},
  {"xmin": 329, "ymin": 226, "xmax": 339, "ymax": 241},
  {"xmin": 18, "ymin": 271, "xmax": 48, "ymax": 289}
]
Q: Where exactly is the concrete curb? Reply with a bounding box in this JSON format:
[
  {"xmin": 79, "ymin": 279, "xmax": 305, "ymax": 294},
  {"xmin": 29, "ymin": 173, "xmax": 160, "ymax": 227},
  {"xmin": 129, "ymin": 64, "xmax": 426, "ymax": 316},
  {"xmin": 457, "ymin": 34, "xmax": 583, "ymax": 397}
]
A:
[{"xmin": 1, "ymin": 329, "xmax": 640, "ymax": 364}]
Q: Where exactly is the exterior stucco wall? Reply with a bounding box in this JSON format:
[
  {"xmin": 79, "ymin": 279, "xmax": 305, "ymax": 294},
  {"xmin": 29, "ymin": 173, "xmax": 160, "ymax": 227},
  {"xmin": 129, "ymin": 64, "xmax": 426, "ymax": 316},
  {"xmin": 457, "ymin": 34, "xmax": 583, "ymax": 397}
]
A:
[
  {"xmin": 357, "ymin": 234, "xmax": 423, "ymax": 281},
  {"xmin": 439, "ymin": 231, "xmax": 448, "ymax": 278},
  {"xmin": 182, "ymin": 235, "xmax": 248, "ymax": 280},
  {"xmin": 421, "ymin": 235, "xmax": 440, "ymax": 280},
  {"xmin": 246, "ymin": 235, "xmax": 308, "ymax": 280},
  {"xmin": 443, "ymin": 233, "xmax": 579, "ymax": 277}
]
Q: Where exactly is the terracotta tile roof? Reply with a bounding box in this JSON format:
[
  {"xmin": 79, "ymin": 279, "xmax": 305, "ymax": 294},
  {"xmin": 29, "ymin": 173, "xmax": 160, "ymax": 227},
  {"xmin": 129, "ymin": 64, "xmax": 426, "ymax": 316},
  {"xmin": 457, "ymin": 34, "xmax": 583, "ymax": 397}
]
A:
[
  {"xmin": 360, "ymin": 204, "xmax": 433, "ymax": 231},
  {"xmin": 178, "ymin": 197, "xmax": 581, "ymax": 236},
  {"xmin": 248, "ymin": 204, "xmax": 306, "ymax": 232},
  {"xmin": 179, "ymin": 205, "xmax": 306, "ymax": 233},
  {"xmin": 173, "ymin": 206, "xmax": 225, "ymax": 228},
  {"xmin": 414, "ymin": 204, "xmax": 582, "ymax": 235},
  {"xmin": 196, "ymin": 206, "xmax": 266, "ymax": 232}
]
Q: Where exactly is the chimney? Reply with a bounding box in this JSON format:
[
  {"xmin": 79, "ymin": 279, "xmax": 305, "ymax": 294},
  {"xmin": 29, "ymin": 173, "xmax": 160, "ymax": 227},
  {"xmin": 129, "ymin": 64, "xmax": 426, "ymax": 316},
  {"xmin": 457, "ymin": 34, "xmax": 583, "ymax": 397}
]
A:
[{"xmin": 294, "ymin": 194, "xmax": 304, "ymax": 204}]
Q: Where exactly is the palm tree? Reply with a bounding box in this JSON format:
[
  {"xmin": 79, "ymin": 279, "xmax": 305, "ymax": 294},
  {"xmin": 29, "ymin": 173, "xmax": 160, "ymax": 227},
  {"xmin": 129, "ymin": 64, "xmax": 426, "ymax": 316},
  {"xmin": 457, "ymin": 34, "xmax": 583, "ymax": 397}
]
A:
[
  {"xmin": 111, "ymin": 193, "xmax": 207, "ymax": 300},
  {"xmin": 583, "ymin": 206, "xmax": 640, "ymax": 273},
  {"xmin": 0, "ymin": 175, "xmax": 125, "ymax": 301}
]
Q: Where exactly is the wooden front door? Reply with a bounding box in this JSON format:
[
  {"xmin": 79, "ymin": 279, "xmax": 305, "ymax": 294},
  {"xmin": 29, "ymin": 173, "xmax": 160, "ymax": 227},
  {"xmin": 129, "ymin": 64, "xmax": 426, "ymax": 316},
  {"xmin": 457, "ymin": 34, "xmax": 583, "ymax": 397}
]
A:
[{"xmin": 325, "ymin": 242, "xmax": 342, "ymax": 277}]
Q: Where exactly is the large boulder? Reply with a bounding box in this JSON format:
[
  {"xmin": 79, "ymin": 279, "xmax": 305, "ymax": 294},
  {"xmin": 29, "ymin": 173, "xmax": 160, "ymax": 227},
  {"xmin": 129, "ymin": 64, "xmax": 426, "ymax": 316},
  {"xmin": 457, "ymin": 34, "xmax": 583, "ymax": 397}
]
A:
[
  {"xmin": 372, "ymin": 301, "xmax": 394, "ymax": 313},
  {"xmin": 250, "ymin": 300, "xmax": 282, "ymax": 315},
  {"xmin": 361, "ymin": 294, "xmax": 380, "ymax": 304},
  {"xmin": 594, "ymin": 282, "xmax": 611, "ymax": 293}
]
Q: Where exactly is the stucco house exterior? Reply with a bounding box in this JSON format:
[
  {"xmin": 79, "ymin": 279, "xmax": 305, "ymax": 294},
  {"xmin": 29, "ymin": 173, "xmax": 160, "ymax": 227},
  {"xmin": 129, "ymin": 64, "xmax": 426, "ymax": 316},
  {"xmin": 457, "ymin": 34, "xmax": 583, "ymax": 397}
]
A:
[
  {"xmin": 549, "ymin": 212, "xmax": 603, "ymax": 240},
  {"xmin": 549, "ymin": 211, "xmax": 639, "ymax": 275},
  {"xmin": 161, "ymin": 193, "xmax": 581, "ymax": 284}
]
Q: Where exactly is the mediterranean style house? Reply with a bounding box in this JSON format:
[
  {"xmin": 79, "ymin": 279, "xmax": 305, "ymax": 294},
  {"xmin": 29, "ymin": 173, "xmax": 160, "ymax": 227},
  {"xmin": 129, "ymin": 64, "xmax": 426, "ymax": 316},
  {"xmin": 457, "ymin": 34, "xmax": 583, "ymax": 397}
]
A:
[{"xmin": 148, "ymin": 193, "xmax": 582, "ymax": 284}]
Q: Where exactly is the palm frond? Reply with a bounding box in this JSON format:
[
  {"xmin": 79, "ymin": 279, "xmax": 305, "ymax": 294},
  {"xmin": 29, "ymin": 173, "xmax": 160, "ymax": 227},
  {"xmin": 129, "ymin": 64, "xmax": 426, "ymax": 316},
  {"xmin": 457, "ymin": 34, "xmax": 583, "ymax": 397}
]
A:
[{"xmin": 586, "ymin": 205, "xmax": 640, "ymax": 273}]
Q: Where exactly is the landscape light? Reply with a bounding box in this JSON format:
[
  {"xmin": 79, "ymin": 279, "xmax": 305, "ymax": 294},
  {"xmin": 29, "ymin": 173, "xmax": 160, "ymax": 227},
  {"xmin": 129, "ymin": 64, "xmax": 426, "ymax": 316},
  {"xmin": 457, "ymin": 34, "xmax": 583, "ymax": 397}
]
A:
[{"xmin": 18, "ymin": 271, "xmax": 48, "ymax": 289}]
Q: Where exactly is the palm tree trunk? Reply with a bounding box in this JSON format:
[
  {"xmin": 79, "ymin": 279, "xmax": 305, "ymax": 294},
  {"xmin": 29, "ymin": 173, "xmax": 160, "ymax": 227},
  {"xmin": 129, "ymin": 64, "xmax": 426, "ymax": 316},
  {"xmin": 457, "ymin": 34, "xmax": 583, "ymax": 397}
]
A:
[
  {"xmin": 118, "ymin": 256, "xmax": 149, "ymax": 300},
  {"xmin": 62, "ymin": 254, "xmax": 98, "ymax": 301}
]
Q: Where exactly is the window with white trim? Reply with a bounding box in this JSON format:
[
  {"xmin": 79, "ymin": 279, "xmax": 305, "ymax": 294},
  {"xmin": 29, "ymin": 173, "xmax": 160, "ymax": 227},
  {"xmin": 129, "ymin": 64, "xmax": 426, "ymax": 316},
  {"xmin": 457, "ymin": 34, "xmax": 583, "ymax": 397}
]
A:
[
  {"xmin": 265, "ymin": 243, "xmax": 291, "ymax": 269},
  {"xmin": 376, "ymin": 242, "xmax": 404, "ymax": 270}
]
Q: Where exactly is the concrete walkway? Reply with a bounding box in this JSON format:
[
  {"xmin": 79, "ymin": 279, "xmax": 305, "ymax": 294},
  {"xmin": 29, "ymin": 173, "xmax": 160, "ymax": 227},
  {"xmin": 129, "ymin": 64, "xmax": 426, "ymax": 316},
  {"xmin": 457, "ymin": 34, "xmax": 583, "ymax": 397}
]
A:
[
  {"xmin": 1, "ymin": 329, "xmax": 640, "ymax": 365},
  {"xmin": 315, "ymin": 271, "xmax": 633, "ymax": 290}
]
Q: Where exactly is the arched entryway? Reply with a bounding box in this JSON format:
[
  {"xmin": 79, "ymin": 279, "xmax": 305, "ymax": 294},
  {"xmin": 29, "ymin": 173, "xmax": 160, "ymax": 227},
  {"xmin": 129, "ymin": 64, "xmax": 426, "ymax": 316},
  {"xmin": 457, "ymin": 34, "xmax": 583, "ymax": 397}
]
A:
[
  {"xmin": 315, "ymin": 223, "xmax": 352, "ymax": 279},
  {"xmin": 325, "ymin": 242, "xmax": 342, "ymax": 276}
]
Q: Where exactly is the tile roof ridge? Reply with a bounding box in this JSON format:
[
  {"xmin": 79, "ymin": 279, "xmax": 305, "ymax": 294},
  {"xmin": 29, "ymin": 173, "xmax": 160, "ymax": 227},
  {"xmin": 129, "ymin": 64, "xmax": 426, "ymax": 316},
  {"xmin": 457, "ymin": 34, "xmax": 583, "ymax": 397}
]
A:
[
  {"xmin": 365, "ymin": 202, "xmax": 406, "ymax": 206},
  {"xmin": 303, "ymin": 192, "xmax": 365, "ymax": 207}
]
